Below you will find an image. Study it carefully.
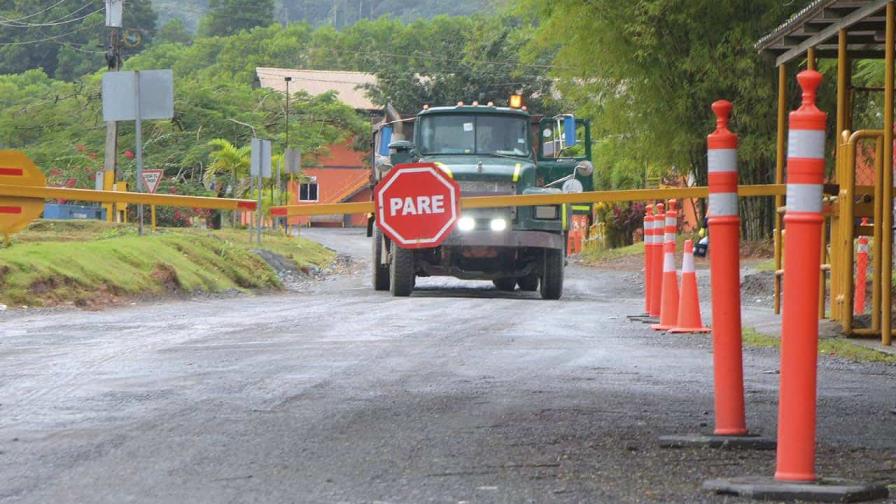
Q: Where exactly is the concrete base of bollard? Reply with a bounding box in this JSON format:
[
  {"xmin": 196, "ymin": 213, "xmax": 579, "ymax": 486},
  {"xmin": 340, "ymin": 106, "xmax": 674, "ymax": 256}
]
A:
[
  {"xmin": 658, "ymin": 433, "xmax": 776, "ymax": 450},
  {"xmin": 702, "ymin": 476, "xmax": 889, "ymax": 502},
  {"xmin": 667, "ymin": 326, "xmax": 711, "ymax": 334}
]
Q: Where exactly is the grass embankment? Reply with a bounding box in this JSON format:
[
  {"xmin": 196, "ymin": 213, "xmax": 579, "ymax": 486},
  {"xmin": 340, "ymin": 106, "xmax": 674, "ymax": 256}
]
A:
[
  {"xmin": 0, "ymin": 221, "xmax": 334, "ymax": 307},
  {"xmin": 742, "ymin": 328, "xmax": 896, "ymax": 364},
  {"xmin": 579, "ymin": 242, "xmax": 645, "ymax": 265}
]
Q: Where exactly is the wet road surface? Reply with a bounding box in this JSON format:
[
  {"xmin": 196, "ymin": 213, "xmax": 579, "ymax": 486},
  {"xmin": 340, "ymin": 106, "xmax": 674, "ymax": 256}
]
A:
[{"xmin": 0, "ymin": 228, "xmax": 893, "ymax": 503}]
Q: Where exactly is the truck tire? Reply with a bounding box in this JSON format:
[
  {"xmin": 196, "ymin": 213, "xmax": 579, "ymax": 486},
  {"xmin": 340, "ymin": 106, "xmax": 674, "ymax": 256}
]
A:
[
  {"xmin": 540, "ymin": 249, "xmax": 564, "ymax": 300},
  {"xmin": 390, "ymin": 246, "xmax": 415, "ymax": 297},
  {"xmin": 517, "ymin": 273, "xmax": 539, "ymax": 292},
  {"xmin": 493, "ymin": 278, "xmax": 517, "ymax": 291},
  {"xmin": 372, "ymin": 226, "xmax": 390, "ymax": 291}
]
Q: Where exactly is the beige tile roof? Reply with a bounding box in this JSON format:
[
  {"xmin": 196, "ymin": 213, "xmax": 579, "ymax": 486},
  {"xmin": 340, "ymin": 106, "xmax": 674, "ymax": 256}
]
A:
[{"xmin": 256, "ymin": 67, "xmax": 380, "ymax": 111}]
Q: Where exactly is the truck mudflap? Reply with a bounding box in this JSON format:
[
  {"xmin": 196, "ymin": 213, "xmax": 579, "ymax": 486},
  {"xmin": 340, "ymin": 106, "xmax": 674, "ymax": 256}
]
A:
[{"xmin": 442, "ymin": 230, "xmax": 564, "ymax": 249}]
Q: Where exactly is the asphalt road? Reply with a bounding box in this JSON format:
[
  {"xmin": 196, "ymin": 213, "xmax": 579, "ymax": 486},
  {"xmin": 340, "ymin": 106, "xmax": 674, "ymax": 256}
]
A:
[{"xmin": 1, "ymin": 228, "xmax": 894, "ymax": 503}]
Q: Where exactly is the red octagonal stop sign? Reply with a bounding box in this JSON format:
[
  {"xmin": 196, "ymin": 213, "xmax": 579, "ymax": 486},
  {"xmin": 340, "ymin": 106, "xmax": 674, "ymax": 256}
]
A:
[{"xmin": 375, "ymin": 163, "xmax": 461, "ymax": 249}]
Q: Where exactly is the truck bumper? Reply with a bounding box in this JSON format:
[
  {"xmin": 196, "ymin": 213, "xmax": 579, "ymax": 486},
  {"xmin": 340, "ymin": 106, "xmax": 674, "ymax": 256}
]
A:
[{"xmin": 442, "ymin": 229, "xmax": 564, "ymax": 250}]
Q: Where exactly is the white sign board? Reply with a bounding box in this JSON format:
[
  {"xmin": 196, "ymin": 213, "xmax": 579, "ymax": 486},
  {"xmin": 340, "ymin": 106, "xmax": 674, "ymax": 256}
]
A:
[
  {"xmin": 285, "ymin": 147, "xmax": 301, "ymax": 174},
  {"xmin": 105, "ymin": 0, "xmax": 124, "ymax": 27},
  {"xmin": 250, "ymin": 138, "xmax": 272, "ymax": 178},
  {"xmin": 102, "ymin": 70, "xmax": 174, "ymax": 122},
  {"xmin": 141, "ymin": 169, "xmax": 163, "ymax": 194}
]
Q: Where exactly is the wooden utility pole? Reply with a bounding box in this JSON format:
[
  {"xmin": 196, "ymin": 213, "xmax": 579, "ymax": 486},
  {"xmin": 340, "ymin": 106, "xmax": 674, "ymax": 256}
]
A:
[{"xmin": 103, "ymin": 3, "xmax": 123, "ymax": 222}]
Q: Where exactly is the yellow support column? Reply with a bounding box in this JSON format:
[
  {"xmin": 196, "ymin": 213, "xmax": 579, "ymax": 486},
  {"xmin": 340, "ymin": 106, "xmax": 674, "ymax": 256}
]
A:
[
  {"xmin": 883, "ymin": 1, "xmax": 894, "ymax": 346},
  {"xmin": 872, "ymin": 140, "xmax": 884, "ymax": 333},
  {"xmin": 833, "ymin": 30, "xmax": 850, "ymax": 326},
  {"xmin": 774, "ymin": 63, "xmax": 788, "ymax": 315}
]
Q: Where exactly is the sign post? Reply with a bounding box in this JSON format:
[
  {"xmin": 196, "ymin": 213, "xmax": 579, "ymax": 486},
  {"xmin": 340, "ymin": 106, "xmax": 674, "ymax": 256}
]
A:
[
  {"xmin": 373, "ymin": 163, "xmax": 460, "ymax": 249},
  {"xmin": 250, "ymin": 138, "xmax": 272, "ymax": 244},
  {"xmin": 102, "ymin": 69, "xmax": 174, "ymax": 236},
  {"xmin": 141, "ymin": 169, "xmax": 163, "ymax": 232}
]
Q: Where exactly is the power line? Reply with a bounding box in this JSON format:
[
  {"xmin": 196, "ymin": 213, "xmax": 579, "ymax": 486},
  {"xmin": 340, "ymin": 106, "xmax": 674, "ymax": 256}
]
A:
[
  {"xmin": 52, "ymin": 40, "xmax": 105, "ymax": 54},
  {"xmin": 0, "ymin": 22, "xmax": 94, "ymax": 47},
  {"xmin": 0, "ymin": 0, "xmax": 71, "ymax": 23},
  {"xmin": 0, "ymin": 5, "xmax": 102, "ymax": 28}
]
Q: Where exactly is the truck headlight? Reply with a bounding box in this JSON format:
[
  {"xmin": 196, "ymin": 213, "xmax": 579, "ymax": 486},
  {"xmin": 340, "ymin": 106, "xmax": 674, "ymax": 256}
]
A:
[
  {"xmin": 489, "ymin": 218, "xmax": 507, "ymax": 232},
  {"xmin": 534, "ymin": 206, "xmax": 559, "ymax": 219},
  {"xmin": 457, "ymin": 216, "xmax": 475, "ymax": 231}
]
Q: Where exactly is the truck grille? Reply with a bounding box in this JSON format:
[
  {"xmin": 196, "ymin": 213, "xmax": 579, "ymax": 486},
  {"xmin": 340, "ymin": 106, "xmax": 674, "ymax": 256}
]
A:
[{"xmin": 457, "ymin": 181, "xmax": 516, "ymax": 197}]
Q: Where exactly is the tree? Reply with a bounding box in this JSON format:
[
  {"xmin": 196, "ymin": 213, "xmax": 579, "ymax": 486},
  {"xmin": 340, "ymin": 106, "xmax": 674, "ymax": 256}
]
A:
[
  {"xmin": 204, "ymin": 139, "xmax": 250, "ymax": 196},
  {"xmin": 518, "ymin": 0, "xmax": 812, "ymax": 240},
  {"xmin": 156, "ymin": 18, "xmax": 192, "ymax": 45},
  {"xmin": 199, "ymin": 0, "xmax": 274, "ymax": 37}
]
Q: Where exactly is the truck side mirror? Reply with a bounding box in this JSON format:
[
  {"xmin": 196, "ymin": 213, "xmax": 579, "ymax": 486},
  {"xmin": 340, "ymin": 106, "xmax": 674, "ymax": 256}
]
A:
[
  {"xmin": 563, "ymin": 115, "xmax": 577, "ymax": 148},
  {"xmin": 388, "ymin": 140, "xmax": 416, "ymax": 165},
  {"xmin": 378, "ymin": 126, "xmax": 393, "ymax": 157},
  {"xmin": 389, "ymin": 140, "xmax": 414, "ymax": 153}
]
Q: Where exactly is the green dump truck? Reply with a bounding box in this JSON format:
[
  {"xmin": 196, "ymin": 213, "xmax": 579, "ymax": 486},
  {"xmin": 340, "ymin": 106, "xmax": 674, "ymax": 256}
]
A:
[{"xmin": 370, "ymin": 100, "xmax": 593, "ymax": 300}]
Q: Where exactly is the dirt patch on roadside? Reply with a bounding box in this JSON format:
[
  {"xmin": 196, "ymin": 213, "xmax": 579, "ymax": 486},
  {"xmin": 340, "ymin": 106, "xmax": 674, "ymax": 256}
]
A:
[{"xmin": 150, "ymin": 264, "xmax": 182, "ymax": 293}]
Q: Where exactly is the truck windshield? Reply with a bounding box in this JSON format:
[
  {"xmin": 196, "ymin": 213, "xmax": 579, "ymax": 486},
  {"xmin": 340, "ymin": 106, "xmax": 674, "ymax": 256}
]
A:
[{"xmin": 418, "ymin": 114, "xmax": 530, "ymax": 157}]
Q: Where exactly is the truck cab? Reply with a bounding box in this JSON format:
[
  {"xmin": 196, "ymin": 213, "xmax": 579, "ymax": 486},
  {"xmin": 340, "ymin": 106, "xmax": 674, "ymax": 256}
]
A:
[{"xmin": 371, "ymin": 102, "xmax": 593, "ymax": 300}]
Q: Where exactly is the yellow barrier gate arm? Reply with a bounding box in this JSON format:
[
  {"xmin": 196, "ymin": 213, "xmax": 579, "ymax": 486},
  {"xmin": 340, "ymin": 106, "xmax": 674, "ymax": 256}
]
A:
[
  {"xmin": 0, "ymin": 184, "xmax": 257, "ymax": 211},
  {"xmin": 271, "ymin": 184, "xmax": 786, "ymax": 217},
  {"xmin": 0, "ymin": 150, "xmax": 258, "ymax": 239}
]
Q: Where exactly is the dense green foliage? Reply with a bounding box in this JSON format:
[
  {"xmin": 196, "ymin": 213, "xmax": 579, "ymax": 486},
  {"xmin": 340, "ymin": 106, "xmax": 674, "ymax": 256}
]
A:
[
  {"xmin": 520, "ymin": 0, "xmax": 813, "ymax": 239},
  {"xmin": 198, "ymin": 0, "xmax": 275, "ymax": 37}
]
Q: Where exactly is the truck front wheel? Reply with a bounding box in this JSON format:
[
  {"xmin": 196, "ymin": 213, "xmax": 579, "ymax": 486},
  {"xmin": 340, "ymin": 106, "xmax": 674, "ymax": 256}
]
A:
[
  {"xmin": 372, "ymin": 226, "xmax": 390, "ymax": 291},
  {"xmin": 540, "ymin": 249, "xmax": 564, "ymax": 300},
  {"xmin": 390, "ymin": 246, "xmax": 415, "ymax": 297}
]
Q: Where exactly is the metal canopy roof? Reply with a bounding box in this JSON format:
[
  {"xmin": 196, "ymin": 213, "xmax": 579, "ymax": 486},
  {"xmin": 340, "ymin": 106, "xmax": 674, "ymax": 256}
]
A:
[{"xmin": 757, "ymin": 0, "xmax": 889, "ymax": 66}]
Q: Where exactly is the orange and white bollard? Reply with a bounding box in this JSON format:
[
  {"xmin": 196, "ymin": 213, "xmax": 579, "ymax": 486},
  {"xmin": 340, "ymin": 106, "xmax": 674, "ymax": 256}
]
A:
[
  {"xmin": 855, "ymin": 219, "xmax": 869, "ymax": 316},
  {"xmin": 669, "ymin": 239, "xmax": 710, "ymax": 333},
  {"xmin": 648, "ymin": 202, "xmax": 665, "ymax": 319},
  {"xmin": 643, "ymin": 204, "xmax": 655, "ymax": 315},
  {"xmin": 776, "ymin": 70, "xmax": 827, "ymax": 482},
  {"xmin": 704, "ymin": 73, "xmax": 885, "ymax": 503},
  {"xmin": 707, "ymin": 99, "xmax": 747, "ymax": 436},
  {"xmin": 652, "ymin": 200, "xmax": 680, "ymax": 330}
]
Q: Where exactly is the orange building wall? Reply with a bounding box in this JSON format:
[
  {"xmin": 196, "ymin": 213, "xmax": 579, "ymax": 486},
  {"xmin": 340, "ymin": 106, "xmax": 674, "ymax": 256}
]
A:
[{"xmin": 284, "ymin": 137, "xmax": 372, "ymax": 228}]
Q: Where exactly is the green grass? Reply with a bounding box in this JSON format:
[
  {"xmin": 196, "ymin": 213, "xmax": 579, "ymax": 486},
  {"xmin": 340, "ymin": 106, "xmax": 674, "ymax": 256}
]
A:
[
  {"xmin": 579, "ymin": 241, "xmax": 645, "ymax": 264},
  {"xmin": 207, "ymin": 228, "xmax": 334, "ymax": 269},
  {"xmin": 0, "ymin": 221, "xmax": 334, "ymax": 307},
  {"xmin": 753, "ymin": 258, "xmax": 777, "ymax": 272},
  {"xmin": 741, "ymin": 328, "xmax": 896, "ymax": 364}
]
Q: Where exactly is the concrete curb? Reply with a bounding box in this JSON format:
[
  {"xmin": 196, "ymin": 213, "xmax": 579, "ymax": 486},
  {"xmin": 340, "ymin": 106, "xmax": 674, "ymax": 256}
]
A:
[
  {"xmin": 703, "ymin": 476, "xmax": 889, "ymax": 502},
  {"xmin": 658, "ymin": 433, "xmax": 776, "ymax": 450}
]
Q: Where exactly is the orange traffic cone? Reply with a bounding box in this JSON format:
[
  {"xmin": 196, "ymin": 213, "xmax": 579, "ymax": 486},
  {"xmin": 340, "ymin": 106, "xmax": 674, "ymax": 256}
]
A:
[
  {"xmin": 669, "ymin": 240, "xmax": 710, "ymax": 333},
  {"xmin": 652, "ymin": 244, "xmax": 679, "ymax": 331}
]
